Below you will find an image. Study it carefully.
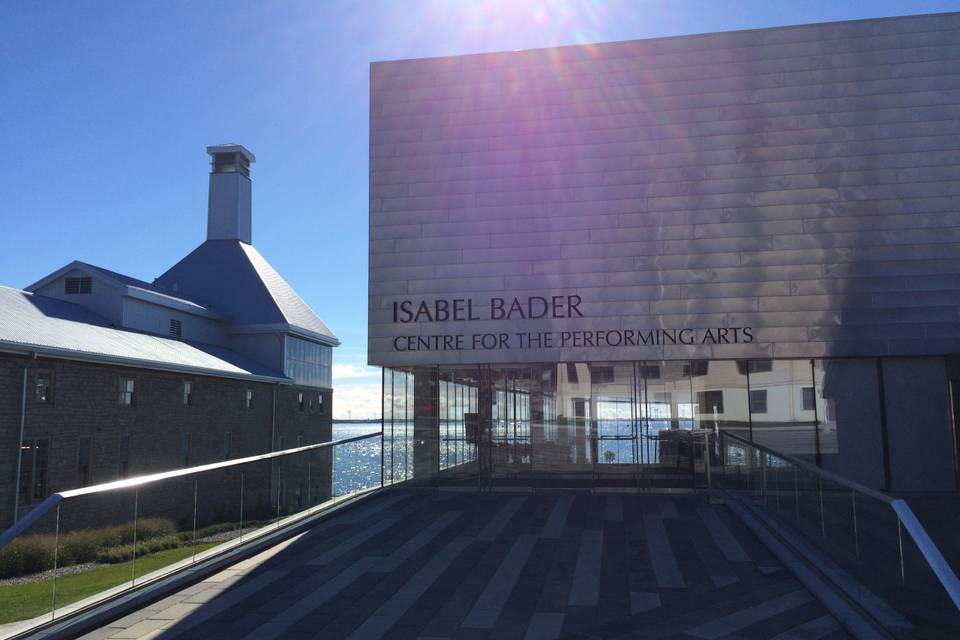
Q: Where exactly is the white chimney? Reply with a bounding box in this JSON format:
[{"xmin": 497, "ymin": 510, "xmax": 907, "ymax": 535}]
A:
[{"xmin": 206, "ymin": 143, "xmax": 255, "ymax": 244}]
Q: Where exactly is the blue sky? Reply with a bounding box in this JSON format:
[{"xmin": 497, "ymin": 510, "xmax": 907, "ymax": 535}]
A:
[{"xmin": 2, "ymin": 0, "xmax": 958, "ymax": 417}]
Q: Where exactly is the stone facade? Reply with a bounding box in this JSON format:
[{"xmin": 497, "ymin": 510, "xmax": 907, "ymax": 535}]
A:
[
  {"xmin": 0, "ymin": 353, "xmax": 333, "ymax": 528},
  {"xmin": 369, "ymin": 13, "xmax": 960, "ymax": 367}
]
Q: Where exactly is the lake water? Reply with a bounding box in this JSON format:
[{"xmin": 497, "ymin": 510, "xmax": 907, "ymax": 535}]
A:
[{"xmin": 332, "ymin": 422, "xmax": 382, "ymax": 496}]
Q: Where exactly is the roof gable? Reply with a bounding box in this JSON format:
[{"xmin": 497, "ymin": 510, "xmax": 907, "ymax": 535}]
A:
[
  {"xmin": 155, "ymin": 240, "xmax": 338, "ymax": 344},
  {"xmin": 0, "ymin": 286, "xmax": 287, "ymax": 381}
]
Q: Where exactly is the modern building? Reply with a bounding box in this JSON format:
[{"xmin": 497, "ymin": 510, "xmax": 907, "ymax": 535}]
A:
[
  {"xmin": 1, "ymin": 144, "xmax": 339, "ymax": 526},
  {"xmin": 369, "ymin": 13, "xmax": 960, "ymax": 493}
]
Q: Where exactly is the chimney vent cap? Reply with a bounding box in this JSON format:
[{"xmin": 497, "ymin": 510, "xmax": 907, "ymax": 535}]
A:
[{"xmin": 206, "ymin": 143, "xmax": 256, "ymax": 164}]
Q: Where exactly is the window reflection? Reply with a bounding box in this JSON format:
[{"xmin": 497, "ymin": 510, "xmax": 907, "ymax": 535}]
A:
[
  {"xmin": 380, "ymin": 356, "xmax": 957, "ymax": 492},
  {"xmin": 284, "ymin": 336, "xmax": 332, "ymax": 388}
]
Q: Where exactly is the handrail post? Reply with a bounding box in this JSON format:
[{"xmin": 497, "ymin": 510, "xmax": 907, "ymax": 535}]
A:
[
  {"xmin": 818, "ymin": 476, "xmax": 826, "ymax": 538},
  {"xmin": 760, "ymin": 451, "xmax": 768, "ymax": 505}
]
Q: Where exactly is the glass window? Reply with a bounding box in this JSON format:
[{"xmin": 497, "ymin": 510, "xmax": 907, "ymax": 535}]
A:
[
  {"xmin": 749, "ymin": 389, "xmax": 768, "ymax": 414},
  {"xmin": 183, "ymin": 381, "xmax": 192, "ymax": 406},
  {"xmin": 816, "ymin": 359, "xmax": 884, "ymax": 488},
  {"xmin": 737, "ymin": 360, "xmax": 774, "ymax": 374},
  {"xmin": 690, "ymin": 360, "xmax": 749, "ymax": 439},
  {"xmin": 298, "ymin": 392, "xmax": 304, "ymax": 412},
  {"xmin": 118, "ymin": 378, "xmax": 135, "ymax": 405},
  {"xmin": 801, "ymin": 387, "xmax": 815, "ymax": 411},
  {"xmin": 750, "ymin": 360, "xmax": 816, "ymax": 459},
  {"xmin": 245, "ymin": 389, "xmax": 253, "ymax": 409},
  {"xmin": 590, "ymin": 366, "xmax": 615, "ymax": 383},
  {"xmin": 697, "ymin": 390, "xmax": 724, "ymax": 414},
  {"xmin": 882, "ymin": 358, "xmax": 955, "ymax": 492},
  {"xmin": 640, "ymin": 365, "xmax": 660, "ymax": 379},
  {"xmin": 64, "ymin": 276, "xmax": 92, "ymax": 294},
  {"xmin": 383, "ymin": 368, "xmax": 416, "ymax": 485},
  {"xmin": 284, "ymin": 336, "xmax": 332, "ymax": 388},
  {"xmin": 35, "ymin": 371, "xmax": 52, "ymax": 403},
  {"xmin": 684, "ymin": 361, "xmax": 709, "ymax": 377},
  {"xmin": 19, "ymin": 438, "xmax": 49, "ymax": 503}
]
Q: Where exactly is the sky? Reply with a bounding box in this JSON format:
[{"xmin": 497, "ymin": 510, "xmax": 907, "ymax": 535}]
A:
[{"xmin": 2, "ymin": 0, "xmax": 958, "ymax": 418}]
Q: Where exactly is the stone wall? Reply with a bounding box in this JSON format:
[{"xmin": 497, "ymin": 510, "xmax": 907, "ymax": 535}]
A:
[{"xmin": 0, "ymin": 353, "xmax": 333, "ymax": 529}]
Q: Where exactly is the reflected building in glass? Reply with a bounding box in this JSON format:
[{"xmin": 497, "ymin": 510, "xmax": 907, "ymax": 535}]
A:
[{"xmin": 370, "ymin": 14, "xmax": 960, "ymax": 494}]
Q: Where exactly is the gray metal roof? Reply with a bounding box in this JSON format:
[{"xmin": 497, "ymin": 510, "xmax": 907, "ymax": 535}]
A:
[
  {"xmin": 26, "ymin": 261, "xmax": 223, "ymax": 319},
  {"xmin": 155, "ymin": 240, "xmax": 339, "ymax": 345},
  {"xmin": 0, "ymin": 286, "xmax": 289, "ymax": 381}
]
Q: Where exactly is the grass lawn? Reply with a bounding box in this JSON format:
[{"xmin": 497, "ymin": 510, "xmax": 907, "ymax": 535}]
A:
[{"xmin": 0, "ymin": 543, "xmax": 218, "ymax": 624}]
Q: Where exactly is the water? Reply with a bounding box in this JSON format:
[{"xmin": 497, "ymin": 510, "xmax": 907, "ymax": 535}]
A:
[{"xmin": 332, "ymin": 422, "xmax": 382, "ymax": 496}]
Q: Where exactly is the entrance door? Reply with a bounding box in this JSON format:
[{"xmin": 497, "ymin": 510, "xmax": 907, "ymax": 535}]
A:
[{"xmin": 432, "ymin": 361, "xmax": 715, "ymax": 491}]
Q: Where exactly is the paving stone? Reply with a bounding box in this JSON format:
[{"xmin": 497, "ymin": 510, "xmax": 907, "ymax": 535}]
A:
[{"xmin": 75, "ymin": 490, "xmax": 851, "ymax": 639}]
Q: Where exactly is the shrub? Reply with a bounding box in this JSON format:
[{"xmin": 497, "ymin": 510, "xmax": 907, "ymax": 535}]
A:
[
  {"xmin": 97, "ymin": 535, "xmax": 183, "ymax": 564},
  {"xmin": 177, "ymin": 521, "xmax": 250, "ymax": 542},
  {"xmin": 0, "ymin": 537, "xmax": 56, "ymax": 578},
  {"xmin": 0, "ymin": 517, "xmax": 177, "ymax": 578}
]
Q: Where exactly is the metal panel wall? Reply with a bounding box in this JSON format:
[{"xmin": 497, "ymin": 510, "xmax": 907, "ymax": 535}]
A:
[{"xmin": 369, "ymin": 13, "xmax": 960, "ymax": 367}]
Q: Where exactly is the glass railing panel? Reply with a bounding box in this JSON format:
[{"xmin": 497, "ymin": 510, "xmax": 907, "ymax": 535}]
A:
[
  {"xmin": 719, "ymin": 430, "xmax": 960, "ymax": 637},
  {"xmin": 333, "ymin": 435, "xmax": 382, "ymax": 496},
  {"xmin": 0, "ymin": 504, "xmax": 61, "ymax": 629},
  {"xmin": 897, "ymin": 521, "xmax": 960, "ymax": 635},
  {"xmin": 0, "ymin": 433, "xmax": 383, "ymax": 637}
]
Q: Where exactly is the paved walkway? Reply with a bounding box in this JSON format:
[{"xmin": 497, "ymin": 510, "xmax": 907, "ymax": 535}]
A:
[{"xmin": 79, "ymin": 490, "xmax": 851, "ymax": 639}]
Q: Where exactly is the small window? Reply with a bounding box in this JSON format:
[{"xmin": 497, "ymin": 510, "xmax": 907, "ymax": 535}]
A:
[
  {"xmin": 590, "ymin": 366, "xmax": 615, "ymax": 384},
  {"xmin": 298, "ymin": 392, "xmax": 304, "ymax": 412},
  {"xmin": 181, "ymin": 432, "xmax": 191, "ymax": 468},
  {"xmin": 750, "ymin": 389, "xmax": 768, "ymax": 414},
  {"xmin": 640, "ymin": 365, "xmax": 661, "ymax": 379},
  {"xmin": 169, "ymin": 318, "xmax": 182, "ymax": 337},
  {"xmin": 78, "ymin": 436, "xmax": 92, "ymax": 486},
  {"xmin": 697, "ymin": 390, "xmax": 724, "ymax": 414},
  {"xmin": 223, "ymin": 432, "xmax": 232, "ymax": 460},
  {"xmin": 654, "ymin": 392, "xmax": 672, "ymax": 404},
  {"xmin": 19, "ymin": 438, "xmax": 49, "ymax": 503},
  {"xmin": 566, "ymin": 363, "xmax": 579, "ymax": 383},
  {"xmin": 683, "ymin": 361, "xmax": 709, "ymax": 377},
  {"xmin": 317, "ymin": 394, "xmax": 324, "ymax": 413},
  {"xmin": 245, "ymin": 389, "xmax": 253, "ymax": 409},
  {"xmin": 737, "ymin": 360, "xmax": 774, "ymax": 375},
  {"xmin": 64, "ymin": 276, "xmax": 92, "ymax": 294},
  {"xmin": 118, "ymin": 434, "xmax": 130, "ymax": 478},
  {"xmin": 118, "ymin": 378, "xmax": 135, "ymax": 406},
  {"xmin": 35, "ymin": 371, "xmax": 53, "ymax": 403},
  {"xmin": 802, "ymin": 387, "xmax": 816, "ymax": 411},
  {"xmin": 182, "ymin": 381, "xmax": 193, "ymax": 406},
  {"xmin": 573, "ymin": 399, "xmax": 587, "ymax": 418}
]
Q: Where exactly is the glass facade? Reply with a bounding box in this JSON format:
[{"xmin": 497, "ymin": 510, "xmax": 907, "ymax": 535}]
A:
[
  {"xmin": 381, "ymin": 357, "xmax": 959, "ymax": 492},
  {"xmin": 284, "ymin": 335, "xmax": 333, "ymax": 389}
]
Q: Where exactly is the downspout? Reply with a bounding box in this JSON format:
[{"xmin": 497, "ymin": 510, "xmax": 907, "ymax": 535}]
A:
[
  {"xmin": 270, "ymin": 382, "xmax": 279, "ymax": 509},
  {"xmin": 271, "ymin": 383, "xmax": 279, "ymax": 451},
  {"xmin": 12, "ymin": 353, "xmax": 36, "ymax": 525}
]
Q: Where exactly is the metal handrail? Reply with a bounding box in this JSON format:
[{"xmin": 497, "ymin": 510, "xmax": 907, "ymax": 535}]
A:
[
  {"xmin": 720, "ymin": 430, "xmax": 895, "ymax": 504},
  {"xmin": 719, "ymin": 429, "xmax": 960, "ymax": 612},
  {"xmin": 0, "ymin": 431, "xmax": 382, "ymax": 552}
]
